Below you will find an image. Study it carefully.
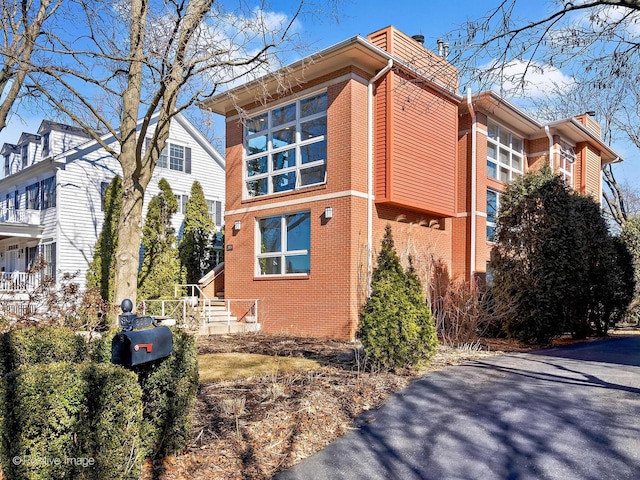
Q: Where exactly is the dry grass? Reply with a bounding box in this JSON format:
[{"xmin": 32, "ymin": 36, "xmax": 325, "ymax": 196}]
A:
[{"xmin": 198, "ymin": 353, "xmax": 320, "ymax": 382}]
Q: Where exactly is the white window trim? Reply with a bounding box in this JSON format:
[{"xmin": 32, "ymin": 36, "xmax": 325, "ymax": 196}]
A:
[
  {"xmin": 255, "ymin": 212, "xmax": 310, "ymax": 277},
  {"xmin": 487, "ymin": 120, "xmax": 524, "ymax": 183},
  {"xmin": 558, "ymin": 139, "xmax": 575, "ymax": 187},
  {"xmin": 157, "ymin": 141, "xmax": 187, "ymax": 172},
  {"xmin": 244, "ymin": 90, "xmax": 327, "ymax": 199}
]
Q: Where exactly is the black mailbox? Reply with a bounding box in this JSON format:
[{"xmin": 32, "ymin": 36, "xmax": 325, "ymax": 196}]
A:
[{"xmin": 111, "ymin": 299, "xmax": 174, "ymax": 367}]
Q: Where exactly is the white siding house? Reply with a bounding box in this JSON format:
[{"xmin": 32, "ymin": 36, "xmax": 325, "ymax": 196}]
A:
[{"xmin": 0, "ymin": 113, "xmax": 225, "ymax": 291}]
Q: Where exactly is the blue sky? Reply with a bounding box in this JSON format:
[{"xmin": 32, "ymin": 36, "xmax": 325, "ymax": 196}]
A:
[{"xmin": 2, "ymin": 0, "xmax": 638, "ymax": 188}]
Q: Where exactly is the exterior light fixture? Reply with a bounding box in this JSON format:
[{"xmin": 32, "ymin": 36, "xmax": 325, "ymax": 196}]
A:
[
  {"xmin": 234, "ymin": 220, "xmax": 242, "ymax": 231},
  {"xmin": 324, "ymin": 206, "xmax": 333, "ymax": 219}
]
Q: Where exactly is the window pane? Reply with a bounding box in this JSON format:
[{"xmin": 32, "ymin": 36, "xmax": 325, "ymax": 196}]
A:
[
  {"xmin": 272, "ymin": 103, "xmax": 295, "ymax": 127},
  {"xmin": 301, "ymin": 118, "xmax": 326, "ymax": 140},
  {"xmin": 273, "ymin": 172, "xmax": 296, "ymax": 193},
  {"xmin": 247, "ymin": 156, "xmax": 268, "ymax": 176},
  {"xmin": 487, "ymin": 190, "xmax": 497, "ymax": 223},
  {"xmin": 487, "ymin": 160, "xmax": 497, "ymax": 179},
  {"xmin": 170, "ymin": 144, "xmax": 184, "ymax": 171},
  {"xmin": 272, "ymin": 149, "xmax": 296, "ymax": 171},
  {"xmin": 487, "ymin": 142, "xmax": 497, "ymax": 160},
  {"xmin": 301, "ymin": 140, "xmax": 326, "ymax": 164},
  {"xmin": 247, "ymin": 135, "xmax": 267, "ymax": 155},
  {"xmin": 158, "ymin": 148, "xmax": 168, "ymax": 168},
  {"xmin": 286, "ymin": 212, "xmax": 310, "ymax": 251},
  {"xmin": 259, "ymin": 217, "xmax": 281, "ymax": 253},
  {"xmin": 300, "ymin": 93, "xmax": 327, "ymax": 117},
  {"xmin": 512, "ymin": 136, "xmax": 523, "ymax": 152},
  {"xmin": 247, "ymin": 113, "xmax": 267, "ymax": 135},
  {"xmin": 487, "ymin": 225, "xmax": 495, "ymax": 242},
  {"xmin": 512, "ymin": 154, "xmax": 522, "ymax": 171},
  {"xmin": 272, "ymin": 128, "xmax": 295, "ymax": 148},
  {"xmin": 499, "ymin": 148, "xmax": 509, "ymax": 166},
  {"xmin": 499, "ymin": 167, "xmax": 509, "ymax": 183},
  {"xmin": 285, "ymin": 255, "xmax": 310, "ymax": 274},
  {"xmin": 487, "ymin": 122, "xmax": 498, "ymax": 140},
  {"xmin": 259, "ymin": 257, "xmax": 281, "ymax": 275},
  {"xmin": 300, "ymin": 165, "xmax": 326, "ymax": 186},
  {"xmin": 247, "ymin": 178, "xmax": 268, "ymax": 197}
]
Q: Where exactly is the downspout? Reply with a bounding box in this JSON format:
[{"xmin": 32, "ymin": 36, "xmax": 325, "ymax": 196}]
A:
[
  {"xmin": 367, "ymin": 59, "xmax": 393, "ymax": 291},
  {"xmin": 467, "ymin": 88, "xmax": 477, "ymax": 283},
  {"xmin": 544, "ymin": 125, "xmax": 554, "ymax": 170}
]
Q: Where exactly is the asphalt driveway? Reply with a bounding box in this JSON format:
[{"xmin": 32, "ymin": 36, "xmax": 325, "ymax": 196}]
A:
[{"xmin": 278, "ymin": 336, "xmax": 640, "ymax": 480}]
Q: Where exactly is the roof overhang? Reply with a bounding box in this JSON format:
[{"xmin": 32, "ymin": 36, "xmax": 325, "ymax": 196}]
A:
[
  {"xmin": 469, "ymin": 91, "xmax": 622, "ymax": 165},
  {"xmin": 201, "ymin": 35, "xmax": 464, "ymax": 116},
  {"xmin": 202, "ymin": 35, "xmax": 392, "ymax": 115},
  {"xmin": 0, "ymin": 157, "xmax": 65, "ymax": 189}
]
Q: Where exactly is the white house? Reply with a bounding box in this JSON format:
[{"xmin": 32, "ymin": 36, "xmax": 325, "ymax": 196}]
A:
[{"xmin": 0, "ymin": 113, "xmax": 225, "ymax": 292}]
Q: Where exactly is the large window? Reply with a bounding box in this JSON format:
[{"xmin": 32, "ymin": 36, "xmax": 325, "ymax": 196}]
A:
[
  {"xmin": 257, "ymin": 212, "xmax": 310, "ymax": 275},
  {"xmin": 487, "ymin": 121, "xmax": 523, "ymax": 183},
  {"xmin": 157, "ymin": 142, "xmax": 191, "ymax": 173},
  {"xmin": 40, "ymin": 176, "xmax": 56, "ymax": 209},
  {"xmin": 558, "ymin": 140, "xmax": 575, "ymax": 186},
  {"xmin": 245, "ymin": 92, "xmax": 327, "ymax": 198},
  {"xmin": 487, "ymin": 188, "xmax": 502, "ymax": 242},
  {"xmin": 26, "ymin": 183, "xmax": 40, "ymax": 210}
]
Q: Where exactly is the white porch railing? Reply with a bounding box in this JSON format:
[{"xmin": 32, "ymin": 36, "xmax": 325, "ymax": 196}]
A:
[
  {"xmin": 0, "ymin": 272, "xmax": 39, "ymax": 292},
  {"xmin": 0, "ymin": 208, "xmax": 41, "ymax": 225}
]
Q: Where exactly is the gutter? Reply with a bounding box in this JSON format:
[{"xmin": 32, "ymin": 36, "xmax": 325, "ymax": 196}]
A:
[
  {"xmin": 544, "ymin": 125, "xmax": 554, "ymax": 170},
  {"xmin": 367, "ymin": 59, "xmax": 393, "ymax": 291},
  {"xmin": 467, "ymin": 88, "xmax": 477, "ymax": 283}
]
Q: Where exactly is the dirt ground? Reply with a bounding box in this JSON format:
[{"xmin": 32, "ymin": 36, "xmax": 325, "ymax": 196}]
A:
[{"xmin": 143, "ymin": 334, "xmax": 525, "ymax": 480}]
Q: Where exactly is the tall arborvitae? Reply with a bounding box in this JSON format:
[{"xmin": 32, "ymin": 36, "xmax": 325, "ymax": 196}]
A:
[
  {"xmin": 86, "ymin": 176, "xmax": 122, "ymax": 303},
  {"xmin": 138, "ymin": 178, "xmax": 181, "ymax": 299},
  {"xmin": 358, "ymin": 225, "xmax": 438, "ymax": 371},
  {"xmin": 179, "ymin": 180, "xmax": 216, "ymax": 285}
]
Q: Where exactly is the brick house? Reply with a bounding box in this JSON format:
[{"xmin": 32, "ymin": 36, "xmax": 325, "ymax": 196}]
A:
[{"xmin": 202, "ymin": 26, "xmax": 622, "ymax": 340}]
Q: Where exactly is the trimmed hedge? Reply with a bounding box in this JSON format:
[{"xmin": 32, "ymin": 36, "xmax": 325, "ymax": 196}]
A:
[
  {"xmin": 137, "ymin": 327, "xmax": 199, "ymax": 457},
  {"xmin": 0, "ymin": 325, "xmax": 199, "ymax": 477},
  {"xmin": 0, "ymin": 326, "xmax": 86, "ymax": 377},
  {"xmin": 0, "ymin": 362, "xmax": 143, "ymax": 480}
]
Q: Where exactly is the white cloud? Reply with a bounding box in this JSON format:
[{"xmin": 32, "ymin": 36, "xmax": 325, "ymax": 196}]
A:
[{"xmin": 484, "ymin": 59, "xmax": 574, "ymax": 99}]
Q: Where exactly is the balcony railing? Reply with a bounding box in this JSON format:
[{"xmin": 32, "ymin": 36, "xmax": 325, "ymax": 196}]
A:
[{"xmin": 0, "ymin": 208, "xmax": 41, "ymax": 225}]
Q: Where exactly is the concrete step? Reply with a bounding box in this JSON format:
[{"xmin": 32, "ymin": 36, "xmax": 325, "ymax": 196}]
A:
[{"xmin": 198, "ymin": 321, "xmax": 261, "ymax": 335}]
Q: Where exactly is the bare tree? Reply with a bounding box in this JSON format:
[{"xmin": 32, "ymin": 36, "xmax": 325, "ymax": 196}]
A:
[
  {"xmin": 449, "ymin": 0, "xmax": 640, "ymax": 227},
  {"xmin": 0, "ymin": 0, "xmax": 62, "ymax": 132},
  {"xmin": 24, "ymin": 0, "xmax": 308, "ymax": 309}
]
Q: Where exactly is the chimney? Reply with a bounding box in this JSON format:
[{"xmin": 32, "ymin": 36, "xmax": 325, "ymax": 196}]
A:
[
  {"xmin": 437, "ymin": 38, "xmax": 444, "ymax": 57},
  {"xmin": 443, "ymin": 43, "xmax": 449, "ymax": 60},
  {"xmin": 412, "ymin": 34, "xmax": 425, "ymax": 45}
]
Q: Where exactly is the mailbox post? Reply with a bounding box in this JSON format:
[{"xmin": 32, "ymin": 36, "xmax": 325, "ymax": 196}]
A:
[{"xmin": 111, "ymin": 299, "xmax": 174, "ymax": 367}]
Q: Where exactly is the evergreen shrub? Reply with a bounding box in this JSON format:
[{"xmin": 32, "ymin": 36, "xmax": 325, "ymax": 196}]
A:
[
  {"xmin": 0, "ymin": 362, "xmax": 143, "ymax": 480},
  {"xmin": 359, "ymin": 225, "xmax": 437, "ymax": 371}
]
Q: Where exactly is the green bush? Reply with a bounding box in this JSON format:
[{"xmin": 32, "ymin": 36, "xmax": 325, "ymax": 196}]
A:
[
  {"xmin": 0, "ymin": 362, "xmax": 143, "ymax": 480},
  {"xmin": 137, "ymin": 328, "xmax": 199, "ymax": 457},
  {"xmin": 359, "ymin": 225, "xmax": 437, "ymax": 371},
  {"xmin": 0, "ymin": 326, "xmax": 86, "ymax": 377}
]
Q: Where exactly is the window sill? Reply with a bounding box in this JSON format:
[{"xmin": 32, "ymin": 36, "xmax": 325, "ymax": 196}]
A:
[
  {"xmin": 253, "ymin": 274, "xmax": 309, "ymax": 281},
  {"xmin": 241, "ymin": 183, "xmax": 327, "ymax": 205}
]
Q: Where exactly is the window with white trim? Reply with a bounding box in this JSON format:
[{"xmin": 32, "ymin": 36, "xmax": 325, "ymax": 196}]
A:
[
  {"xmin": 40, "ymin": 176, "xmax": 56, "ymax": 209},
  {"xmin": 487, "ymin": 188, "xmax": 502, "ymax": 242},
  {"xmin": 245, "ymin": 92, "xmax": 327, "ymax": 198},
  {"xmin": 257, "ymin": 212, "xmax": 310, "ymax": 275},
  {"xmin": 558, "ymin": 140, "xmax": 575, "ymax": 186},
  {"xmin": 157, "ymin": 142, "xmax": 191, "ymax": 173},
  {"xmin": 206, "ymin": 199, "xmax": 222, "ymax": 226},
  {"xmin": 26, "ymin": 183, "xmax": 40, "ymax": 210},
  {"xmin": 487, "ymin": 121, "xmax": 523, "ymax": 183}
]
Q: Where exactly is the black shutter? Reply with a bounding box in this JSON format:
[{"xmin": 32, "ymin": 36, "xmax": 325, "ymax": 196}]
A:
[{"xmin": 185, "ymin": 147, "xmax": 191, "ymax": 174}]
